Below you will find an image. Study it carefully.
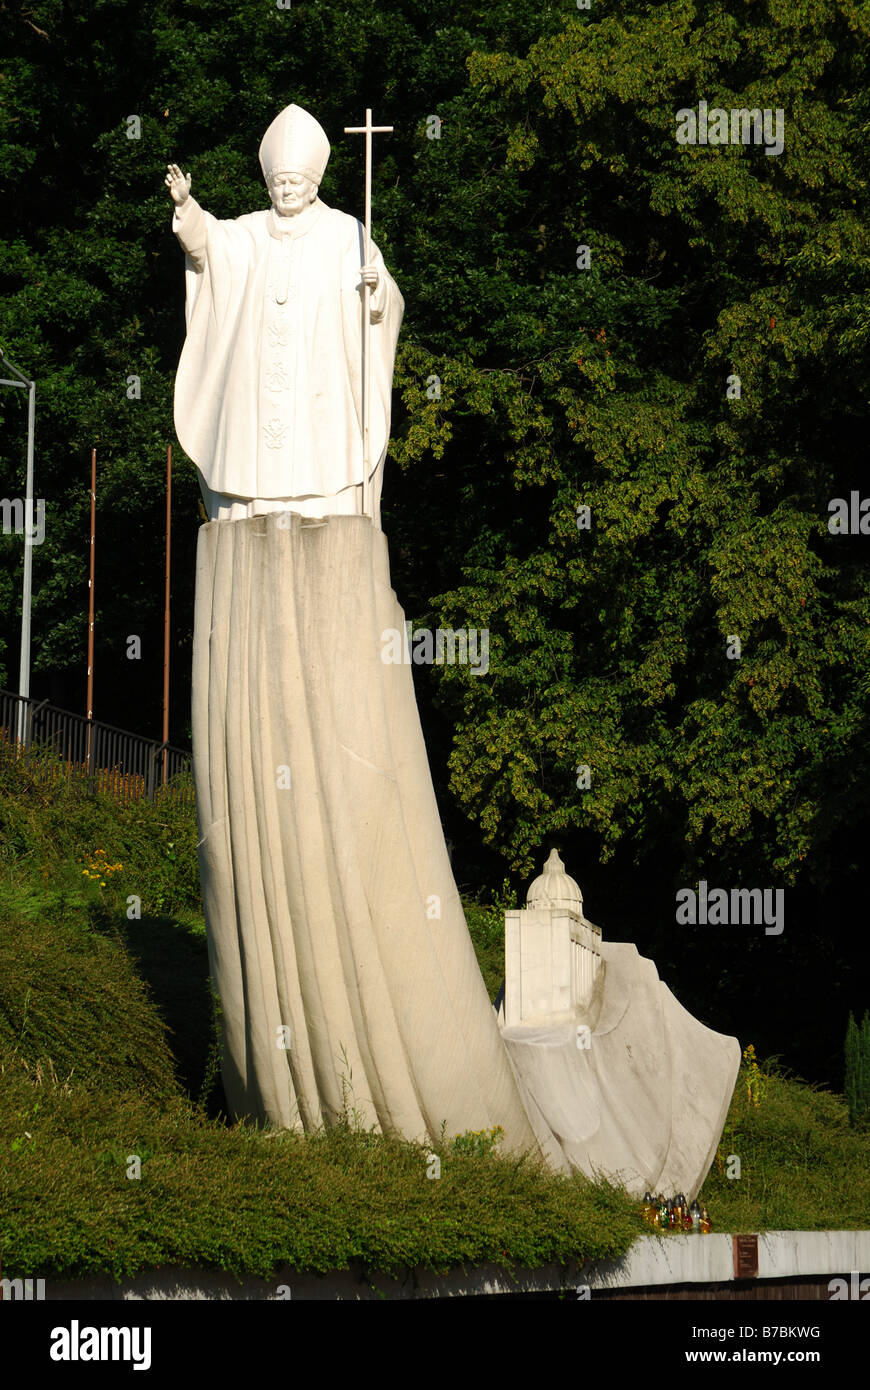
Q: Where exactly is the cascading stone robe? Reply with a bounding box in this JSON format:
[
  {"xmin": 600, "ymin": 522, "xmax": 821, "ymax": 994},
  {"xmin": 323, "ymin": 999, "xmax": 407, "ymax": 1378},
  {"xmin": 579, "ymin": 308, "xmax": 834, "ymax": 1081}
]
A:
[
  {"xmin": 191, "ymin": 509, "xmax": 562, "ymax": 1158},
  {"xmin": 171, "ymin": 116, "xmax": 554, "ymax": 1153}
]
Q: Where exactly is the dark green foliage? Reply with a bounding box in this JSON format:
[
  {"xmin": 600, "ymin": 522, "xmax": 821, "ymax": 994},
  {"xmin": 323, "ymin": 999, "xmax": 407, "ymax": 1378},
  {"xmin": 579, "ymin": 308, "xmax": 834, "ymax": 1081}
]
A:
[
  {"xmin": 421, "ymin": 0, "xmax": 870, "ymax": 887},
  {"xmin": 844, "ymin": 1011, "xmax": 870, "ymax": 1130}
]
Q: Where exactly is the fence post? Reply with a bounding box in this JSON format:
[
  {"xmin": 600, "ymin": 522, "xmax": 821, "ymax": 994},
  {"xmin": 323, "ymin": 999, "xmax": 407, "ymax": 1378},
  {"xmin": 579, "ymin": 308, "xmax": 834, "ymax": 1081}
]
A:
[
  {"xmin": 147, "ymin": 744, "xmax": 158, "ymax": 801},
  {"xmin": 28, "ymin": 698, "xmax": 48, "ymax": 753},
  {"xmin": 15, "ymin": 692, "xmax": 27, "ymax": 751},
  {"xmin": 26, "ymin": 697, "xmax": 49, "ymax": 771}
]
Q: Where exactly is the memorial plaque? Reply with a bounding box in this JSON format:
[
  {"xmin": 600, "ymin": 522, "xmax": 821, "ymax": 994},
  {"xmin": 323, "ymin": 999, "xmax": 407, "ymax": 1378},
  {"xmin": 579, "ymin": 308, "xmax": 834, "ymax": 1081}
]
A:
[{"xmin": 733, "ymin": 1233, "xmax": 759, "ymax": 1279}]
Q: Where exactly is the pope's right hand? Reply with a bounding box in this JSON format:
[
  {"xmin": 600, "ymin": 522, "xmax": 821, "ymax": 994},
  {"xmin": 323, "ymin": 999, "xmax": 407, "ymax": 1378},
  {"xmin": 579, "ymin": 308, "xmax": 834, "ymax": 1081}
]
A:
[{"xmin": 165, "ymin": 163, "xmax": 192, "ymax": 204}]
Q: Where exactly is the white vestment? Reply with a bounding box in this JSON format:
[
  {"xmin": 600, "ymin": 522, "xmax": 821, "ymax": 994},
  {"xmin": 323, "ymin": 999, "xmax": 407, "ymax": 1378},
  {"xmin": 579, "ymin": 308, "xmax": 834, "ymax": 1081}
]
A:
[{"xmin": 172, "ymin": 195, "xmax": 404, "ymax": 524}]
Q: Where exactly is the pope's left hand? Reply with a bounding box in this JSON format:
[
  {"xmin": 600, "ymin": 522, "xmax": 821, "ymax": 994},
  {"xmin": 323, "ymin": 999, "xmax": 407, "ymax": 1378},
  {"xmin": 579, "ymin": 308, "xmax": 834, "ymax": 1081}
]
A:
[{"xmin": 360, "ymin": 264, "xmax": 380, "ymax": 290}]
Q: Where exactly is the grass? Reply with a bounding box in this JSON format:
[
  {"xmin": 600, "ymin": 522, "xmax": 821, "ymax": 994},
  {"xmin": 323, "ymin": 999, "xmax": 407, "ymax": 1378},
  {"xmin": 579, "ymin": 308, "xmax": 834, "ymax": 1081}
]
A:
[
  {"xmin": 0, "ymin": 746, "xmax": 867, "ymax": 1284},
  {"xmin": 0, "ymin": 1065, "xmax": 641, "ymax": 1281},
  {"xmin": 699, "ymin": 1060, "xmax": 870, "ymax": 1232}
]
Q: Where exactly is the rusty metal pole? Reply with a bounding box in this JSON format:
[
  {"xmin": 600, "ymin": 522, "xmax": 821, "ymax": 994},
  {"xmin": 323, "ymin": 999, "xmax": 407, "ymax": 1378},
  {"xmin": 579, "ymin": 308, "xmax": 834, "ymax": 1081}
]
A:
[
  {"xmin": 86, "ymin": 448, "xmax": 96, "ymax": 779},
  {"xmin": 162, "ymin": 444, "xmax": 172, "ymax": 785}
]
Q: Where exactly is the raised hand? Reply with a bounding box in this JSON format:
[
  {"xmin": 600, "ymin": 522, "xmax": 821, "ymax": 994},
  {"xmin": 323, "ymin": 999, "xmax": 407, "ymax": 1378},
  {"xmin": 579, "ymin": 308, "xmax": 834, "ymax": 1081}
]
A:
[{"xmin": 165, "ymin": 163, "xmax": 192, "ymax": 205}]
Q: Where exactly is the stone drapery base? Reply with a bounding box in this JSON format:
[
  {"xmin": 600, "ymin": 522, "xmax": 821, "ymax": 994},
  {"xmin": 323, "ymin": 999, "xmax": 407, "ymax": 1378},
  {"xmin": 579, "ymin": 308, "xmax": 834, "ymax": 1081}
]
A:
[
  {"xmin": 503, "ymin": 943, "xmax": 741, "ymax": 1200},
  {"xmin": 191, "ymin": 513, "xmax": 545, "ymax": 1153}
]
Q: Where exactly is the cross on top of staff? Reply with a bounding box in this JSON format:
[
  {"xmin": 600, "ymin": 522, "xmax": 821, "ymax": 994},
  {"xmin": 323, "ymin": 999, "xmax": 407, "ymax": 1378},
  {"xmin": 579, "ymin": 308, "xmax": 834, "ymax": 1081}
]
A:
[{"xmin": 344, "ymin": 109, "xmax": 393, "ymax": 140}]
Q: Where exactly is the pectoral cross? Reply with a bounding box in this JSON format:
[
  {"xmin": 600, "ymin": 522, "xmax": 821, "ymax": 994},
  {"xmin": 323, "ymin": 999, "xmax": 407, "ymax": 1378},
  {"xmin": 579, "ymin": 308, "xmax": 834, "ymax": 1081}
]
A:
[{"xmin": 344, "ymin": 108, "xmax": 393, "ymax": 519}]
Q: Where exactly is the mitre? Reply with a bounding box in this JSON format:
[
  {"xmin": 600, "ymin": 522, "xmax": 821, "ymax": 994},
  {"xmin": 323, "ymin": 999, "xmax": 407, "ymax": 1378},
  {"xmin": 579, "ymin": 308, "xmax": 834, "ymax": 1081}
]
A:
[{"xmin": 258, "ymin": 104, "xmax": 330, "ymax": 185}]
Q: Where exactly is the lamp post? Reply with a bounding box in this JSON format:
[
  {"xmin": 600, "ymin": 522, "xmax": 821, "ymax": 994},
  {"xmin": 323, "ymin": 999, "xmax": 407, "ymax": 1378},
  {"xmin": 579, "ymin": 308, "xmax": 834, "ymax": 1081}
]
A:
[{"xmin": 0, "ymin": 346, "xmax": 36, "ymax": 746}]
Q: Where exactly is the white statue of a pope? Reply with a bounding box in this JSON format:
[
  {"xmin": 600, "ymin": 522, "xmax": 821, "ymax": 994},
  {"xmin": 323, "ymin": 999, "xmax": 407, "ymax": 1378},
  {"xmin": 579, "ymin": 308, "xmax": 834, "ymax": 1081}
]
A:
[
  {"xmin": 166, "ymin": 103, "xmax": 403, "ymax": 525},
  {"xmin": 173, "ymin": 105, "xmax": 558, "ymax": 1160}
]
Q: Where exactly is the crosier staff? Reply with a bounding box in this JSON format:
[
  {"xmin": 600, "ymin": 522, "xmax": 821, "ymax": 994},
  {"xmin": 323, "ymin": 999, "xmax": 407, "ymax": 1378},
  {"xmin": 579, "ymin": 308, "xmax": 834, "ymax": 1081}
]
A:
[{"xmin": 344, "ymin": 109, "xmax": 393, "ymax": 520}]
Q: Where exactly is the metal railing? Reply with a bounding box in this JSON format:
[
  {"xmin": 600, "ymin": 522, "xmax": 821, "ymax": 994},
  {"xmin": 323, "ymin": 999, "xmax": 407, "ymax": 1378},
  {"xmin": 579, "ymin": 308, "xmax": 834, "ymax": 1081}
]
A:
[{"xmin": 0, "ymin": 689, "xmax": 193, "ymax": 806}]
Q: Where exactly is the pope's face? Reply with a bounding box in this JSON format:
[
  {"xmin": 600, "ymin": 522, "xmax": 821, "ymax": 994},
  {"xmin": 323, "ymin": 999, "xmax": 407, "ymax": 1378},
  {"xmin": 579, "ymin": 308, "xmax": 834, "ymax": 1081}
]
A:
[{"xmin": 269, "ymin": 171, "xmax": 317, "ymax": 217}]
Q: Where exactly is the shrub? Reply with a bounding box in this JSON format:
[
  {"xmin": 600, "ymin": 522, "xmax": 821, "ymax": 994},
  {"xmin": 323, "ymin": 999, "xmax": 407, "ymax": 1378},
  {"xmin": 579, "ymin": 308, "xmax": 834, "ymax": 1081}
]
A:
[{"xmin": 845, "ymin": 1011, "xmax": 870, "ymax": 1130}]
